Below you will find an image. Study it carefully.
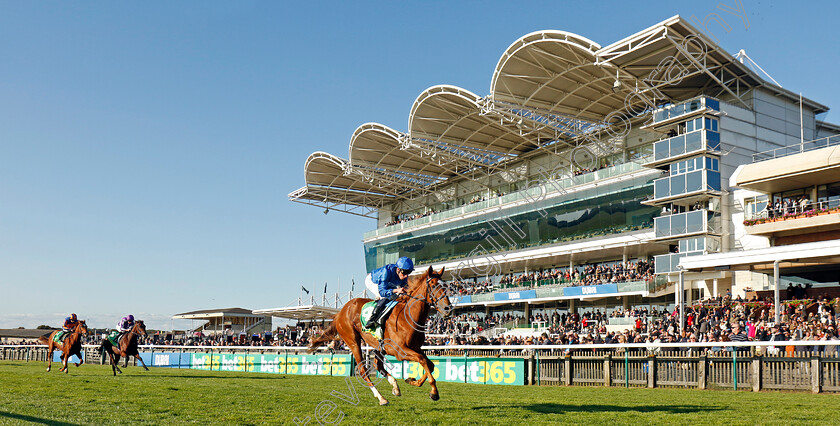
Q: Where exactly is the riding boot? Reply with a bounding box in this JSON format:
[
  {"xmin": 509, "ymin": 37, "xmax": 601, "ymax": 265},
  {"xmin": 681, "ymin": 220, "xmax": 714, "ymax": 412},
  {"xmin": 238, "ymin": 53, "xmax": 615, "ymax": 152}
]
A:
[{"xmin": 366, "ymin": 298, "xmax": 389, "ymax": 330}]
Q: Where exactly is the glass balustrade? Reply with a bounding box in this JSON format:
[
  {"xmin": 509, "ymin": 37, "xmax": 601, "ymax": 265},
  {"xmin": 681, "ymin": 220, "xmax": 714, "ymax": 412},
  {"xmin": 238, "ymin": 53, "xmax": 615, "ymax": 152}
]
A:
[
  {"xmin": 652, "ymin": 129, "xmax": 720, "ymax": 162},
  {"xmin": 653, "ymin": 96, "xmax": 720, "ymax": 124},
  {"xmin": 652, "ymin": 169, "xmax": 721, "ymax": 201},
  {"xmin": 653, "ymin": 210, "xmax": 719, "ymax": 239},
  {"xmin": 654, "ymin": 251, "xmax": 704, "ymax": 274}
]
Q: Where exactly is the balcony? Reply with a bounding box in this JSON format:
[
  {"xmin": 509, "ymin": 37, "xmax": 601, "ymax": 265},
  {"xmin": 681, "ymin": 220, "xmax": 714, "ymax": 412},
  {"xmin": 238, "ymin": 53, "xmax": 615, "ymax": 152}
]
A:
[
  {"xmin": 651, "ymin": 96, "xmax": 720, "ymax": 126},
  {"xmin": 654, "ymin": 251, "xmax": 703, "ymax": 274},
  {"xmin": 743, "ymin": 200, "xmax": 840, "ymax": 236},
  {"xmin": 653, "ymin": 209, "xmax": 720, "ymax": 240},
  {"xmin": 646, "ymin": 129, "xmax": 720, "ymax": 167},
  {"xmin": 650, "ymin": 169, "xmax": 721, "ymax": 204}
]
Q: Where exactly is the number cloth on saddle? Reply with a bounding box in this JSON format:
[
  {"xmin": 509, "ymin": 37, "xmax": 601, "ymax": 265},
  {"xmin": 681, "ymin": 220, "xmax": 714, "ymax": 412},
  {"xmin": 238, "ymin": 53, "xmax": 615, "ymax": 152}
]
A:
[
  {"xmin": 107, "ymin": 330, "xmax": 124, "ymax": 347},
  {"xmin": 360, "ymin": 300, "xmax": 398, "ymax": 340},
  {"xmin": 53, "ymin": 331, "xmax": 68, "ymax": 343}
]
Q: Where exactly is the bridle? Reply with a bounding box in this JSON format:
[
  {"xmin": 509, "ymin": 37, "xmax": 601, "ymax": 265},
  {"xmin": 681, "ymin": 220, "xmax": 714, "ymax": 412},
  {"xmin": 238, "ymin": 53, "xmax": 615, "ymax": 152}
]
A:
[{"xmin": 402, "ymin": 274, "xmax": 449, "ymax": 310}]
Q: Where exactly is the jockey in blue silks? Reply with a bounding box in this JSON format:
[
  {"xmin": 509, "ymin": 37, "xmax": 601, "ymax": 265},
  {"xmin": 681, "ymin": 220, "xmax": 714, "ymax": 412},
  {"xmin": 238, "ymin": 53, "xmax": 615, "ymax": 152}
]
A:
[
  {"xmin": 62, "ymin": 314, "xmax": 79, "ymax": 332},
  {"xmin": 364, "ymin": 257, "xmax": 414, "ymax": 330}
]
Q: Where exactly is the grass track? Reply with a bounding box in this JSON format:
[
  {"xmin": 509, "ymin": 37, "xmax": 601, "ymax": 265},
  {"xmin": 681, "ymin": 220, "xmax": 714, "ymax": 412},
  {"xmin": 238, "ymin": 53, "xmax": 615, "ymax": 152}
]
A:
[{"xmin": 0, "ymin": 361, "xmax": 832, "ymax": 425}]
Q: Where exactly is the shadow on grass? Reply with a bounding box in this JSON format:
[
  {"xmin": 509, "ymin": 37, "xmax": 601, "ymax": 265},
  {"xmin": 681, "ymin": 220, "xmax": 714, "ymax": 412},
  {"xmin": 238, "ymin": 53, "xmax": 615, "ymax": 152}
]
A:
[
  {"xmin": 0, "ymin": 411, "xmax": 79, "ymax": 425},
  {"xmin": 102, "ymin": 373, "xmax": 287, "ymax": 380},
  {"xmin": 472, "ymin": 404, "xmax": 724, "ymax": 415}
]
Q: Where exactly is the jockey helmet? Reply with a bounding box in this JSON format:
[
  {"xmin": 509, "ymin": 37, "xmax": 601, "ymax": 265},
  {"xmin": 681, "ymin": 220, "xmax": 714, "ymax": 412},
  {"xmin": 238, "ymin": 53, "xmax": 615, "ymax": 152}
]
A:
[
  {"xmin": 69, "ymin": 313, "xmax": 77, "ymax": 321},
  {"xmin": 127, "ymin": 314, "xmax": 134, "ymax": 322},
  {"xmin": 396, "ymin": 257, "xmax": 414, "ymax": 273}
]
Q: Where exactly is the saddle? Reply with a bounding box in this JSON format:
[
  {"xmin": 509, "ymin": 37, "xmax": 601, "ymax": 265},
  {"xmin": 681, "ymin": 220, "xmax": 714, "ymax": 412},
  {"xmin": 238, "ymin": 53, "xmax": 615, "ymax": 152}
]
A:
[
  {"xmin": 360, "ymin": 300, "xmax": 398, "ymax": 340},
  {"xmin": 53, "ymin": 331, "xmax": 69, "ymax": 343},
  {"xmin": 107, "ymin": 330, "xmax": 126, "ymax": 347}
]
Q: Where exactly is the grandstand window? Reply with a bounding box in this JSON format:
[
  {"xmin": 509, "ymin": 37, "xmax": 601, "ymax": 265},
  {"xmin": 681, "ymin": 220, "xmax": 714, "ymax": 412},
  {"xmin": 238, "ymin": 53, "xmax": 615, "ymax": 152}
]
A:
[{"xmin": 705, "ymin": 117, "xmax": 719, "ymax": 131}]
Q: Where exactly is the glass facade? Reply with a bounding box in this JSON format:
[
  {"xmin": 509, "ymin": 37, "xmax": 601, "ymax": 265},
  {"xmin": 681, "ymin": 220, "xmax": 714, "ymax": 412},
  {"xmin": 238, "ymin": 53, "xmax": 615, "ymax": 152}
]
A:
[
  {"xmin": 363, "ymin": 176, "xmax": 659, "ymax": 272},
  {"xmin": 363, "ymin": 161, "xmax": 648, "ymax": 240}
]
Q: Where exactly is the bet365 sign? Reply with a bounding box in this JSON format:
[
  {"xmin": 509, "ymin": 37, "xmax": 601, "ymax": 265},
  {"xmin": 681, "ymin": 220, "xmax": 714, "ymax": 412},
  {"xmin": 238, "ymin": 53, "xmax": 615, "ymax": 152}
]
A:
[{"xmin": 381, "ymin": 356, "xmax": 524, "ymax": 385}]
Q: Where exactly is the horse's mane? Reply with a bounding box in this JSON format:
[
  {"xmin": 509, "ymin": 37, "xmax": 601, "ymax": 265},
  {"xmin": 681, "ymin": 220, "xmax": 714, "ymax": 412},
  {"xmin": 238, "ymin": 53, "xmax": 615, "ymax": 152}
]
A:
[
  {"xmin": 407, "ymin": 267, "xmax": 443, "ymax": 292},
  {"xmin": 407, "ymin": 269, "xmax": 430, "ymax": 291}
]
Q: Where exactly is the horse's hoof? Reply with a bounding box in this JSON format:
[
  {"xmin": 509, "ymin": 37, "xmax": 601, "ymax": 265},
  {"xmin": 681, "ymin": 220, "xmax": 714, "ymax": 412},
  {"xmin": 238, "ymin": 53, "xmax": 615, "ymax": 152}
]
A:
[
  {"xmin": 379, "ymin": 399, "xmax": 389, "ymax": 406},
  {"xmin": 430, "ymin": 393, "xmax": 440, "ymax": 401},
  {"xmin": 392, "ymin": 389, "xmax": 401, "ymax": 396},
  {"xmin": 404, "ymin": 378, "xmax": 414, "ymax": 385}
]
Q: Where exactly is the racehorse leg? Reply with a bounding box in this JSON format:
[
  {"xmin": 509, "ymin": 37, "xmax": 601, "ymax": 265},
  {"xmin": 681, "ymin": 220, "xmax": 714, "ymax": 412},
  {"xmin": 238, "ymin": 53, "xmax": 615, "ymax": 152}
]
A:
[
  {"xmin": 374, "ymin": 350, "xmax": 400, "ymax": 397},
  {"xmin": 347, "ymin": 337, "xmax": 388, "ymax": 406},
  {"xmin": 61, "ymin": 351, "xmax": 69, "ymax": 374},
  {"xmin": 73, "ymin": 348, "xmax": 84, "ymax": 367},
  {"xmin": 106, "ymin": 348, "xmax": 122, "ymax": 376},
  {"xmin": 46, "ymin": 342, "xmax": 53, "ymax": 372},
  {"xmin": 134, "ymin": 353, "xmax": 150, "ymax": 371},
  {"xmin": 401, "ymin": 348, "xmax": 439, "ymax": 401}
]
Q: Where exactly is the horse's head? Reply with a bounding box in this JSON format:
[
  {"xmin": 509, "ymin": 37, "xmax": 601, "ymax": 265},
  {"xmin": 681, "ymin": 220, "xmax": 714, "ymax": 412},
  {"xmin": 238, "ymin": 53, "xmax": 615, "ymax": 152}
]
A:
[
  {"xmin": 76, "ymin": 320, "xmax": 89, "ymax": 335},
  {"xmin": 134, "ymin": 320, "xmax": 147, "ymax": 336},
  {"xmin": 417, "ymin": 265, "xmax": 452, "ymax": 318}
]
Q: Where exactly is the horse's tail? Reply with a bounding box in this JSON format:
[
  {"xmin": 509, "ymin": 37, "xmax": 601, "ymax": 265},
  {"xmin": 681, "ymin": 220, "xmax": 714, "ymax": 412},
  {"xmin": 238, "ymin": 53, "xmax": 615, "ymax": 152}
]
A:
[
  {"xmin": 308, "ymin": 321, "xmax": 338, "ymax": 354},
  {"xmin": 38, "ymin": 334, "xmax": 50, "ymax": 345}
]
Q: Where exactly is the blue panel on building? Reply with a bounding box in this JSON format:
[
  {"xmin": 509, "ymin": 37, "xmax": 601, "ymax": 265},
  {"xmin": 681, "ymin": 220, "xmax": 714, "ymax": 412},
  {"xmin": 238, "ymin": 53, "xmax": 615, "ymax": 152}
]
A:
[{"xmin": 452, "ymin": 295, "xmax": 471, "ymax": 304}]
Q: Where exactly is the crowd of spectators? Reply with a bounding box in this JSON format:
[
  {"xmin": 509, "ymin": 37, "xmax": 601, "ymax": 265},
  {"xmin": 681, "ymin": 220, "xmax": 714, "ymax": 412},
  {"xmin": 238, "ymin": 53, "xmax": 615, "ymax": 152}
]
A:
[
  {"xmin": 572, "ymin": 164, "xmax": 607, "ymax": 176},
  {"xmin": 121, "ymin": 324, "xmax": 327, "ymax": 347},
  {"xmin": 494, "ymin": 259, "xmax": 654, "ymax": 289},
  {"xmin": 385, "ymin": 209, "xmax": 439, "ymax": 227},
  {"xmin": 418, "ymin": 294, "xmax": 840, "ymax": 352}
]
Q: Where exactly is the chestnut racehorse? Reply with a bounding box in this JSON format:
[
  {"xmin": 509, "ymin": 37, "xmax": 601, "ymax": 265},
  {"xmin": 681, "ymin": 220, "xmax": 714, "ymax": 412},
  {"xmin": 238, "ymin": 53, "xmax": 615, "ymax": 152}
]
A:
[
  {"xmin": 100, "ymin": 320, "xmax": 150, "ymax": 376},
  {"xmin": 38, "ymin": 320, "xmax": 89, "ymax": 373},
  {"xmin": 309, "ymin": 266, "xmax": 451, "ymax": 406}
]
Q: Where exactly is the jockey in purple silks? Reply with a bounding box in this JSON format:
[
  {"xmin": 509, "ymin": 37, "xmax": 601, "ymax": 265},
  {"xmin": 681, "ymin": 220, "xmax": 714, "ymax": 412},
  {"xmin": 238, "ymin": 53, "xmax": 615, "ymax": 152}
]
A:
[{"xmin": 116, "ymin": 314, "xmax": 135, "ymax": 340}]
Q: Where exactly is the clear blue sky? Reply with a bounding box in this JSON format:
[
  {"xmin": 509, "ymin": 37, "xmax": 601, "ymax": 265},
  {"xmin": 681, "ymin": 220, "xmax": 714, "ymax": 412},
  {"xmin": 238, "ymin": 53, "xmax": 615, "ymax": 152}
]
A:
[{"xmin": 1, "ymin": 1, "xmax": 838, "ymax": 330}]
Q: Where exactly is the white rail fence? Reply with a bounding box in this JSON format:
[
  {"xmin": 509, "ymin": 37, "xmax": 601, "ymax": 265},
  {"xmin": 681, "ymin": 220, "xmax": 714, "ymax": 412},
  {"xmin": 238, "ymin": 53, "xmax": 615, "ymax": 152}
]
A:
[{"xmin": 3, "ymin": 341, "xmax": 840, "ymax": 393}]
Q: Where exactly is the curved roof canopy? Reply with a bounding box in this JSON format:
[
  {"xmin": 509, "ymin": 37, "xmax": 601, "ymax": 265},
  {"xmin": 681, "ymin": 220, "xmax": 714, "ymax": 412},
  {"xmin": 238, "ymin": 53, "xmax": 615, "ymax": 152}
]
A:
[
  {"xmin": 409, "ymin": 85, "xmax": 543, "ymax": 160},
  {"xmin": 292, "ymin": 16, "xmax": 830, "ymax": 217},
  {"xmin": 349, "ymin": 122, "xmax": 450, "ymax": 183},
  {"xmin": 491, "ymin": 31, "xmax": 626, "ymax": 123}
]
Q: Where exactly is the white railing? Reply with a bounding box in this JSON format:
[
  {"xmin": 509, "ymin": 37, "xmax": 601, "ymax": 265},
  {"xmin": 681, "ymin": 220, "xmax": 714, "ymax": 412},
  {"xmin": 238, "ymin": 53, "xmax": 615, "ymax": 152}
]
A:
[{"xmin": 752, "ymin": 134, "xmax": 840, "ymax": 163}]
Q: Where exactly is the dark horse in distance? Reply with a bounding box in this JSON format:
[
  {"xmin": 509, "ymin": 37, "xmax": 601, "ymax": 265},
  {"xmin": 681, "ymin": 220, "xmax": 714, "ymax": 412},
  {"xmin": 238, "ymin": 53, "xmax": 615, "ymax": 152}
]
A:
[
  {"xmin": 309, "ymin": 266, "xmax": 451, "ymax": 406},
  {"xmin": 100, "ymin": 320, "xmax": 150, "ymax": 376},
  {"xmin": 39, "ymin": 320, "xmax": 89, "ymax": 373}
]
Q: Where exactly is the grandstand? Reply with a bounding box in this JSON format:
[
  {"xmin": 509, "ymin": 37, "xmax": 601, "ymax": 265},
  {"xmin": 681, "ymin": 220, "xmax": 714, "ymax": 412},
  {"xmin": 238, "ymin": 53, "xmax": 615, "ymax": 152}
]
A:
[
  {"xmin": 172, "ymin": 307, "xmax": 272, "ymax": 337},
  {"xmin": 289, "ymin": 16, "xmax": 840, "ymax": 335}
]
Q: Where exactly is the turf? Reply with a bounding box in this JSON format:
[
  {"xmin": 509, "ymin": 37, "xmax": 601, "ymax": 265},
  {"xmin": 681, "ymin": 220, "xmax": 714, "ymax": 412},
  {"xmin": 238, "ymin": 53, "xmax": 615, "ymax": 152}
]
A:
[{"xmin": 0, "ymin": 361, "xmax": 832, "ymax": 425}]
